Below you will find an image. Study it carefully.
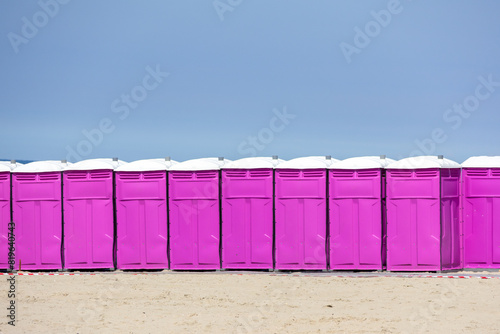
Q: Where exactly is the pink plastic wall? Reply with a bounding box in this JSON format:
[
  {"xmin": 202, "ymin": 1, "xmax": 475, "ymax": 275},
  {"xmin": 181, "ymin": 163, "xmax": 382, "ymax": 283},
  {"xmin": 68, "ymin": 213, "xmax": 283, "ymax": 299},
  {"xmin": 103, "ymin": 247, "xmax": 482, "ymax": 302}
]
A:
[
  {"xmin": 115, "ymin": 171, "xmax": 168, "ymax": 269},
  {"xmin": 275, "ymin": 169, "xmax": 327, "ymax": 270},
  {"xmin": 221, "ymin": 168, "xmax": 273, "ymax": 269},
  {"xmin": 12, "ymin": 172, "xmax": 62, "ymax": 270},
  {"xmin": 169, "ymin": 170, "xmax": 220, "ymax": 270},
  {"xmin": 463, "ymin": 168, "xmax": 500, "ymax": 268},
  {"xmin": 0, "ymin": 172, "xmax": 11, "ymax": 269},
  {"xmin": 440, "ymin": 169, "xmax": 461, "ymax": 270},
  {"xmin": 329, "ymin": 169, "xmax": 383, "ymax": 270},
  {"xmin": 382, "ymin": 171, "xmax": 387, "ymax": 269},
  {"xmin": 386, "ymin": 168, "xmax": 461, "ymax": 271},
  {"xmin": 63, "ymin": 170, "xmax": 115, "ymax": 269}
]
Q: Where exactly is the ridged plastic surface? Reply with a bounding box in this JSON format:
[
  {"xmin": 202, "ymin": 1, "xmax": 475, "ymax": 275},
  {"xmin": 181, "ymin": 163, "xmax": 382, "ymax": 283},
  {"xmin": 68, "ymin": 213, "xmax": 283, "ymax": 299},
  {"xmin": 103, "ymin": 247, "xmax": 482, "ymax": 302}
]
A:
[
  {"xmin": 115, "ymin": 171, "xmax": 168, "ymax": 269},
  {"xmin": 63, "ymin": 170, "xmax": 114, "ymax": 269},
  {"xmin": 275, "ymin": 169, "xmax": 327, "ymax": 270},
  {"xmin": 329, "ymin": 168, "xmax": 383, "ymax": 270},
  {"xmin": 169, "ymin": 170, "xmax": 220, "ymax": 270},
  {"xmin": 221, "ymin": 168, "xmax": 273, "ymax": 269},
  {"xmin": 463, "ymin": 168, "xmax": 500, "ymax": 268},
  {"xmin": 12, "ymin": 172, "xmax": 62, "ymax": 270}
]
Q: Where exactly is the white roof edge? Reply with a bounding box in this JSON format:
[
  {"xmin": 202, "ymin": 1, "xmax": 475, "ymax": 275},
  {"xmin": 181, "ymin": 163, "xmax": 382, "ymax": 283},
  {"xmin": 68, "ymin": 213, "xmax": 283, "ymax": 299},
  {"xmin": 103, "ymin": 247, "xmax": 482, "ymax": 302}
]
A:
[
  {"xmin": 0, "ymin": 165, "xmax": 11, "ymax": 172},
  {"xmin": 329, "ymin": 156, "xmax": 396, "ymax": 169},
  {"xmin": 387, "ymin": 156, "xmax": 461, "ymax": 169},
  {"xmin": 222, "ymin": 157, "xmax": 284, "ymax": 169},
  {"xmin": 148, "ymin": 158, "xmax": 179, "ymax": 168},
  {"xmin": 462, "ymin": 156, "xmax": 500, "ymax": 168},
  {"xmin": 115, "ymin": 159, "xmax": 179, "ymax": 172},
  {"xmin": 276, "ymin": 157, "xmax": 332, "ymax": 169},
  {"xmin": 302, "ymin": 156, "xmax": 339, "ymax": 167},
  {"xmin": 169, "ymin": 158, "xmax": 228, "ymax": 171},
  {"xmin": 13, "ymin": 160, "xmax": 70, "ymax": 173},
  {"xmin": 64, "ymin": 158, "xmax": 126, "ymax": 171},
  {"xmin": 0, "ymin": 161, "xmax": 23, "ymax": 170}
]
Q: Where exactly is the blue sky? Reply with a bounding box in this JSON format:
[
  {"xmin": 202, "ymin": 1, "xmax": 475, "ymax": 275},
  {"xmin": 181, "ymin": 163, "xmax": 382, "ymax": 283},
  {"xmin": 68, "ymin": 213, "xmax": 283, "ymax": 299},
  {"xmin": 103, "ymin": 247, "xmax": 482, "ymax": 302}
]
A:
[{"xmin": 1, "ymin": 0, "xmax": 499, "ymax": 163}]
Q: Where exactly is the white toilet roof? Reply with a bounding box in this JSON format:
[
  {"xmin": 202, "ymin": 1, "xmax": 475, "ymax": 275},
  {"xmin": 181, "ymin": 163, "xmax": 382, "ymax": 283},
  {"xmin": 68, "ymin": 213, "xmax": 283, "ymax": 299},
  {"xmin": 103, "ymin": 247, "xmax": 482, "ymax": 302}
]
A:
[
  {"xmin": 115, "ymin": 159, "xmax": 178, "ymax": 172},
  {"xmin": 14, "ymin": 160, "xmax": 69, "ymax": 173},
  {"xmin": 276, "ymin": 156, "xmax": 333, "ymax": 169},
  {"xmin": 169, "ymin": 158, "xmax": 230, "ymax": 171},
  {"xmin": 222, "ymin": 157, "xmax": 283, "ymax": 169},
  {"xmin": 387, "ymin": 156, "xmax": 461, "ymax": 169},
  {"xmin": 0, "ymin": 161, "xmax": 23, "ymax": 170},
  {"xmin": 0, "ymin": 164, "xmax": 11, "ymax": 172},
  {"xmin": 462, "ymin": 156, "xmax": 500, "ymax": 168},
  {"xmin": 64, "ymin": 158, "xmax": 126, "ymax": 171},
  {"xmin": 329, "ymin": 156, "xmax": 395, "ymax": 169}
]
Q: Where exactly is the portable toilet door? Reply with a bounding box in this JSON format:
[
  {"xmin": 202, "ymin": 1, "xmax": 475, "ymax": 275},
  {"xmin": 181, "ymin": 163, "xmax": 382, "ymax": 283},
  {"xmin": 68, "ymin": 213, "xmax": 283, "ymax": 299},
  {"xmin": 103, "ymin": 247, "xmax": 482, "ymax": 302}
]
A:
[
  {"xmin": 115, "ymin": 158, "xmax": 177, "ymax": 269},
  {"xmin": 63, "ymin": 158, "xmax": 125, "ymax": 269},
  {"xmin": 462, "ymin": 156, "xmax": 500, "ymax": 269},
  {"xmin": 0, "ymin": 164, "xmax": 11, "ymax": 269},
  {"xmin": 169, "ymin": 158, "xmax": 227, "ymax": 270},
  {"xmin": 386, "ymin": 156, "xmax": 461, "ymax": 271},
  {"xmin": 328, "ymin": 156, "xmax": 393, "ymax": 270},
  {"xmin": 11, "ymin": 160, "xmax": 68, "ymax": 270},
  {"xmin": 221, "ymin": 157, "xmax": 281, "ymax": 269},
  {"xmin": 275, "ymin": 157, "xmax": 335, "ymax": 270}
]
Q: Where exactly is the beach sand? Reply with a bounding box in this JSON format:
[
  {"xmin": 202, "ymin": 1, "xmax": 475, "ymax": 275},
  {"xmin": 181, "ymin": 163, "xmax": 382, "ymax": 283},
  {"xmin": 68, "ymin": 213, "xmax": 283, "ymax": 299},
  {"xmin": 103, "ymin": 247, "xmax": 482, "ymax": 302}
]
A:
[{"xmin": 1, "ymin": 272, "xmax": 500, "ymax": 333}]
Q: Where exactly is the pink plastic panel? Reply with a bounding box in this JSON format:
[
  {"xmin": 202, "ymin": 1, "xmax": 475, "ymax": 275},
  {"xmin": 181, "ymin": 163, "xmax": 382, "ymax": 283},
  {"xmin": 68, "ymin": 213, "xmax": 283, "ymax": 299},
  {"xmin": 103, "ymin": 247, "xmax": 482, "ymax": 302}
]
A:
[
  {"xmin": 329, "ymin": 169, "xmax": 383, "ymax": 270},
  {"xmin": 440, "ymin": 169, "xmax": 461, "ymax": 270},
  {"xmin": 12, "ymin": 172, "xmax": 62, "ymax": 270},
  {"xmin": 116, "ymin": 171, "xmax": 168, "ymax": 269},
  {"xmin": 386, "ymin": 169, "xmax": 441, "ymax": 271},
  {"xmin": 382, "ymin": 171, "xmax": 387, "ymax": 269},
  {"xmin": 221, "ymin": 169, "xmax": 273, "ymax": 269},
  {"xmin": 463, "ymin": 168, "xmax": 500, "ymax": 268},
  {"xmin": 63, "ymin": 170, "xmax": 114, "ymax": 269},
  {"xmin": 0, "ymin": 172, "xmax": 10, "ymax": 269},
  {"xmin": 275, "ymin": 169, "xmax": 326, "ymax": 270},
  {"xmin": 169, "ymin": 170, "xmax": 220, "ymax": 270}
]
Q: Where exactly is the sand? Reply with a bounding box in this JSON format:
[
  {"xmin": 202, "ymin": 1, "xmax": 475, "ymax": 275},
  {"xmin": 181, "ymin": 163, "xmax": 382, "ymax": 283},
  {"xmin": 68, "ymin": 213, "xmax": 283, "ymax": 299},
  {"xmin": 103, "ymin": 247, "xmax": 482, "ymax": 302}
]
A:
[{"xmin": 1, "ymin": 272, "xmax": 500, "ymax": 333}]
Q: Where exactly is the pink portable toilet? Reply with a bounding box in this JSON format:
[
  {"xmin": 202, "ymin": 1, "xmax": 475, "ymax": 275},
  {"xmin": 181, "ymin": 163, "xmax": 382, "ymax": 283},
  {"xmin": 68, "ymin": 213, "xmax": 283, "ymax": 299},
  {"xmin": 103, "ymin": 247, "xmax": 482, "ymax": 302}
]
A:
[
  {"xmin": 221, "ymin": 157, "xmax": 282, "ymax": 269},
  {"xmin": 115, "ymin": 158, "xmax": 177, "ymax": 269},
  {"xmin": 0, "ymin": 164, "xmax": 12, "ymax": 269},
  {"xmin": 462, "ymin": 156, "xmax": 500, "ymax": 269},
  {"xmin": 63, "ymin": 158, "xmax": 125, "ymax": 269},
  {"xmin": 169, "ymin": 158, "xmax": 229, "ymax": 270},
  {"xmin": 11, "ymin": 160, "xmax": 69, "ymax": 270},
  {"xmin": 275, "ymin": 156, "xmax": 336, "ymax": 270},
  {"xmin": 386, "ymin": 156, "xmax": 461, "ymax": 271},
  {"xmin": 329, "ymin": 156, "xmax": 394, "ymax": 270}
]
